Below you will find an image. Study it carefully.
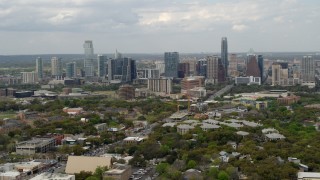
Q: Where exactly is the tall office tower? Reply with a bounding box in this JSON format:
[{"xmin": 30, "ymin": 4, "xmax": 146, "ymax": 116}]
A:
[
  {"xmin": 21, "ymin": 72, "xmax": 38, "ymax": 84},
  {"xmin": 51, "ymin": 57, "xmax": 62, "ymax": 79},
  {"xmin": 164, "ymin": 52, "xmax": 179, "ymax": 78},
  {"xmin": 66, "ymin": 62, "xmax": 77, "ymax": 78},
  {"xmin": 258, "ymin": 55, "xmax": 264, "ymax": 81},
  {"xmin": 301, "ymin": 56, "xmax": 315, "ymax": 83},
  {"xmin": 197, "ymin": 59, "xmax": 207, "ymax": 76},
  {"xmin": 35, "ymin": 57, "xmax": 43, "ymax": 80},
  {"xmin": 108, "ymin": 57, "xmax": 136, "ymax": 83},
  {"xmin": 221, "ymin": 37, "xmax": 228, "ymax": 77},
  {"xmin": 83, "ymin": 40, "xmax": 95, "ymax": 77},
  {"xmin": 178, "ymin": 62, "xmax": 190, "ymax": 78},
  {"xmin": 228, "ymin": 54, "xmax": 238, "ymax": 77},
  {"xmin": 97, "ymin": 55, "xmax": 106, "ymax": 77},
  {"xmin": 246, "ymin": 54, "xmax": 260, "ymax": 77}
]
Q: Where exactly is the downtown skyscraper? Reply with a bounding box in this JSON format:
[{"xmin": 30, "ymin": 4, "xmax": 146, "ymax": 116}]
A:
[
  {"xmin": 97, "ymin": 55, "xmax": 106, "ymax": 78},
  {"xmin": 83, "ymin": 40, "xmax": 95, "ymax": 77},
  {"xmin": 164, "ymin": 52, "xmax": 179, "ymax": 78},
  {"xmin": 301, "ymin": 56, "xmax": 315, "ymax": 83},
  {"xmin": 35, "ymin": 57, "xmax": 43, "ymax": 80},
  {"xmin": 51, "ymin": 57, "xmax": 62, "ymax": 79},
  {"xmin": 221, "ymin": 37, "xmax": 228, "ymax": 77}
]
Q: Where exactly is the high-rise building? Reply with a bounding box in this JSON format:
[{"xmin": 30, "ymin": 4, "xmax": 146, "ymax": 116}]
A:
[
  {"xmin": 228, "ymin": 54, "xmax": 239, "ymax": 77},
  {"xmin": 22, "ymin": 72, "xmax": 38, "ymax": 84},
  {"xmin": 97, "ymin": 55, "xmax": 106, "ymax": 78},
  {"xmin": 83, "ymin": 40, "xmax": 95, "ymax": 77},
  {"xmin": 108, "ymin": 57, "xmax": 136, "ymax": 83},
  {"xmin": 36, "ymin": 57, "xmax": 43, "ymax": 80},
  {"xmin": 206, "ymin": 56, "xmax": 225, "ymax": 83},
  {"xmin": 221, "ymin": 37, "xmax": 228, "ymax": 77},
  {"xmin": 164, "ymin": 52, "xmax": 179, "ymax": 78},
  {"xmin": 66, "ymin": 62, "xmax": 77, "ymax": 78},
  {"xmin": 197, "ymin": 59, "xmax": 207, "ymax": 77},
  {"xmin": 178, "ymin": 62, "xmax": 190, "ymax": 78},
  {"xmin": 258, "ymin": 55, "xmax": 264, "ymax": 81},
  {"xmin": 301, "ymin": 56, "xmax": 315, "ymax": 83},
  {"xmin": 246, "ymin": 54, "xmax": 260, "ymax": 77},
  {"xmin": 51, "ymin": 57, "xmax": 62, "ymax": 78}
]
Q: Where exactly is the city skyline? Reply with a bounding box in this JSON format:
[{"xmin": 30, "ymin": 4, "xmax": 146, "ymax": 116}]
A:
[{"xmin": 0, "ymin": 0, "xmax": 319, "ymax": 55}]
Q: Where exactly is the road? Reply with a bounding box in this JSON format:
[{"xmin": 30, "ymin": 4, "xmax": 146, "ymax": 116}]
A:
[{"xmin": 207, "ymin": 84, "xmax": 234, "ymax": 100}]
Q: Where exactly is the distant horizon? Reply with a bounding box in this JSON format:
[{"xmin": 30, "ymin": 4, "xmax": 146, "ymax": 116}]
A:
[{"xmin": 1, "ymin": 51, "xmax": 319, "ymax": 56}]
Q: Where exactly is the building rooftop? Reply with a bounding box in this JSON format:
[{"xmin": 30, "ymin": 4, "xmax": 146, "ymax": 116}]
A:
[
  {"xmin": 123, "ymin": 137, "xmax": 144, "ymax": 142},
  {"xmin": 169, "ymin": 112, "xmax": 188, "ymax": 119},
  {"xmin": 200, "ymin": 123, "xmax": 220, "ymax": 129},
  {"xmin": 203, "ymin": 119, "xmax": 220, "ymax": 124},
  {"xmin": 0, "ymin": 171, "xmax": 20, "ymax": 177},
  {"xmin": 297, "ymin": 172, "xmax": 320, "ymax": 179},
  {"xmin": 162, "ymin": 122, "xmax": 176, "ymax": 127},
  {"xmin": 65, "ymin": 156, "xmax": 112, "ymax": 174},
  {"xmin": 242, "ymin": 120, "xmax": 262, "ymax": 127},
  {"xmin": 30, "ymin": 172, "xmax": 75, "ymax": 180},
  {"xmin": 177, "ymin": 124, "xmax": 194, "ymax": 130},
  {"xmin": 265, "ymin": 133, "xmax": 285, "ymax": 140},
  {"xmin": 236, "ymin": 131, "xmax": 249, "ymax": 136},
  {"xmin": 262, "ymin": 128, "xmax": 279, "ymax": 134}
]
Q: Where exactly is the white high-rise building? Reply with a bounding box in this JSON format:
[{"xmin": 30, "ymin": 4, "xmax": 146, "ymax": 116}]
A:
[
  {"xmin": 83, "ymin": 40, "xmax": 95, "ymax": 77},
  {"xmin": 22, "ymin": 72, "xmax": 38, "ymax": 84},
  {"xmin": 51, "ymin": 57, "xmax": 62, "ymax": 79}
]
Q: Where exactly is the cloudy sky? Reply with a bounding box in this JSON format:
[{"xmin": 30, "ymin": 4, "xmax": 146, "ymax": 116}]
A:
[{"xmin": 0, "ymin": 0, "xmax": 319, "ymax": 55}]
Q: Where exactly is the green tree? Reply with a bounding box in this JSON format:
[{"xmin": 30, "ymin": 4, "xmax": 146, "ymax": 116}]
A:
[
  {"xmin": 187, "ymin": 160, "xmax": 197, "ymax": 169},
  {"xmin": 218, "ymin": 171, "xmax": 229, "ymax": 180},
  {"xmin": 156, "ymin": 162, "xmax": 169, "ymax": 174}
]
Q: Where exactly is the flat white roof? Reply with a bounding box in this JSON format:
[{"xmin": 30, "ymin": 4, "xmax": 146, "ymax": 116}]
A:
[{"xmin": 298, "ymin": 172, "xmax": 320, "ymax": 179}]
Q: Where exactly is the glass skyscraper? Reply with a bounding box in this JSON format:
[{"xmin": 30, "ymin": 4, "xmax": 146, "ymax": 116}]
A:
[
  {"xmin": 36, "ymin": 57, "xmax": 43, "ymax": 80},
  {"xmin": 221, "ymin": 37, "xmax": 228, "ymax": 77},
  {"xmin": 164, "ymin": 52, "xmax": 179, "ymax": 78},
  {"xmin": 83, "ymin": 40, "xmax": 95, "ymax": 77},
  {"xmin": 97, "ymin": 55, "xmax": 106, "ymax": 77},
  {"xmin": 66, "ymin": 62, "xmax": 76, "ymax": 78}
]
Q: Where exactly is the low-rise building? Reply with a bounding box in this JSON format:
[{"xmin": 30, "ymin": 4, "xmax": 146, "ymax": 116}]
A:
[
  {"xmin": 103, "ymin": 163, "xmax": 132, "ymax": 180},
  {"xmin": 297, "ymin": 172, "xmax": 320, "ymax": 180},
  {"xmin": 63, "ymin": 107, "xmax": 84, "ymax": 115},
  {"xmin": 94, "ymin": 123, "xmax": 107, "ymax": 132},
  {"xmin": 0, "ymin": 171, "xmax": 20, "ymax": 180},
  {"xmin": 30, "ymin": 172, "xmax": 75, "ymax": 180},
  {"xmin": 123, "ymin": 137, "xmax": 144, "ymax": 144},
  {"xmin": 177, "ymin": 124, "xmax": 194, "ymax": 135},
  {"xmin": 15, "ymin": 138, "xmax": 56, "ymax": 155}
]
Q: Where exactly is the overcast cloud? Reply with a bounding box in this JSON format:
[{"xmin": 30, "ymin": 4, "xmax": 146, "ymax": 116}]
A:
[{"xmin": 0, "ymin": 0, "xmax": 319, "ymax": 54}]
